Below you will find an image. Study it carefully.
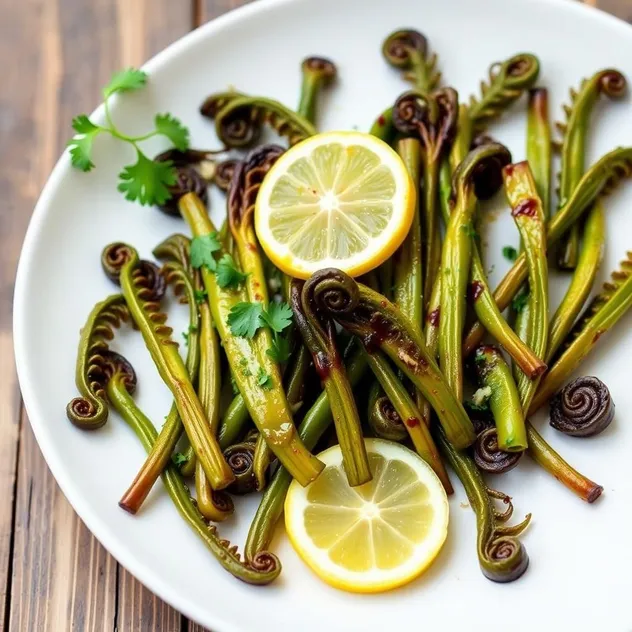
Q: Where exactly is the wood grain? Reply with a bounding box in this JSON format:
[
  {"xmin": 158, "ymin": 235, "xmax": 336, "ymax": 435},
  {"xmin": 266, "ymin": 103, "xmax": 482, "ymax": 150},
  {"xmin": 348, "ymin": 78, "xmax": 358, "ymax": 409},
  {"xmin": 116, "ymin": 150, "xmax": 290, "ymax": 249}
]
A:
[{"xmin": 0, "ymin": 0, "xmax": 630, "ymax": 631}]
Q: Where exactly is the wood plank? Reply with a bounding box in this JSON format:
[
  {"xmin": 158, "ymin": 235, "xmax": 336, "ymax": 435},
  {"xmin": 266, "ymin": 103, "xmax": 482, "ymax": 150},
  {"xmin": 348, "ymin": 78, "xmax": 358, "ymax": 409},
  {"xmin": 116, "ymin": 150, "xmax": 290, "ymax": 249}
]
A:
[
  {"xmin": 198, "ymin": 0, "xmax": 255, "ymax": 22},
  {"xmin": 3, "ymin": 0, "xmax": 192, "ymax": 630},
  {"xmin": 594, "ymin": 0, "xmax": 632, "ymax": 21}
]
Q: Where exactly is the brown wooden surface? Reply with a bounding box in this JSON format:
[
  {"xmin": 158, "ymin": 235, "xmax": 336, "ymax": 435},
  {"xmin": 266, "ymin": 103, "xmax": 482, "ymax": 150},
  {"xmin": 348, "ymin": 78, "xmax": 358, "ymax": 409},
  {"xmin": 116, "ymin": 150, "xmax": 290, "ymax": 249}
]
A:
[{"xmin": 0, "ymin": 0, "xmax": 628, "ymax": 630}]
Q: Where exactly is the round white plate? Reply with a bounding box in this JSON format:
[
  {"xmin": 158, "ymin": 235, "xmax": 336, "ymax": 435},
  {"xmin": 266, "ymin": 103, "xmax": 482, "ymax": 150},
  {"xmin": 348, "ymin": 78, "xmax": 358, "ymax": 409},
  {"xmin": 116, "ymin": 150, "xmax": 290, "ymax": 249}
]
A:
[{"xmin": 14, "ymin": 0, "xmax": 632, "ymax": 630}]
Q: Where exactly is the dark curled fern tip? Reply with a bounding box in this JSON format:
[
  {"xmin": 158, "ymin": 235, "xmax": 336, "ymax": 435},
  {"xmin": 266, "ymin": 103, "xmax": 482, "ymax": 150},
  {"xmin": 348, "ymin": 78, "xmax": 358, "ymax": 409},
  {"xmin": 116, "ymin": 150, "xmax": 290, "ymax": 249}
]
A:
[
  {"xmin": 199, "ymin": 90, "xmax": 246, "ymax": 119},
  {"xmin": 392, "ymin": 88, "xmax": 458, "ymax": 161},
  {"xmin": 302, "ymin": 56, "xmax": 337, "ymax": 83},
  {"xmin": 66, "ymin": 295, "xmax": 129, "ymax": 429},
  {"xmin": 223, "ymin": 442, "xmax": 257, "ymax": 495},
  {"xmin": 451, "ymin": 141, "xmax": 512, "ymax": 202},
  {"xmin": 101, "ymin": 350, "xmax": 137, "ymax": 394},
  {"xmin": 228, "ymin": 145, "xmax": 285, "ymax": 227},
  {"xmin": 382, "ymin": 29, "xmax": 428, "ymax": 68},
  {"xmin": 368, "ymin": 385, "xmax": 407, "ymax": 442},
  {"xmin": 303, "ymin": 268, "xmax": 360, "ymax": 320},
  {"xmin": 152, "ymin": 234, "xmax": 192, "ymax": 275},
  {"xmin": 474, "ymin": 427, "xmax": 523, "ymax": 474},
  {"xmin": 469, "ymin": 53, "xmax": 540, "ymax": 131},
  {"xmin": 550, "ymin": 376, "xmax": 614, "ymax": 437},
  {"xmin": 214, "ymin": 159, "xmax": 240, "ymax": 192},
  {"xmin": 155, "ymin": 164, "xmax": 208, "ymax": 217},
  {"xmin": 101, "ymin": 243, "xmax": 166, "ymax": 302},
  {"xmin": 467, "ymin": 136, "xmax": 512, "ymax": 200},
  {"xmin": 215, "ymin": 96, "xmax": 316, "ymax": 148}
]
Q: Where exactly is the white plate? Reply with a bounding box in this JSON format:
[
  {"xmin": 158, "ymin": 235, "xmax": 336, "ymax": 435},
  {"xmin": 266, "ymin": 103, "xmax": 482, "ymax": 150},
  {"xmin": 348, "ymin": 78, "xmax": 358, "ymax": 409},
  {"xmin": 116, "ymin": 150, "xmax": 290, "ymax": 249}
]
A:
[{"xmin": 13, "ymin": 0, "xmax": 632, "ymax": 630}]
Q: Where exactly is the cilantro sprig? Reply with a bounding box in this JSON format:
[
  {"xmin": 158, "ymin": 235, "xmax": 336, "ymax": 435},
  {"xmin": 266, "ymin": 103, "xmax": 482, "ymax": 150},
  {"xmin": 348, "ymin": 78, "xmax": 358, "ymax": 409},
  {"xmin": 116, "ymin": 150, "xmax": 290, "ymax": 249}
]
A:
[
  {"xmin": 228, "ymin": 300, "xmax": 294, "ymax": 364},
  {"xmin": 67, "ymin": 68, "xmax": 190, "ymax": 206}
]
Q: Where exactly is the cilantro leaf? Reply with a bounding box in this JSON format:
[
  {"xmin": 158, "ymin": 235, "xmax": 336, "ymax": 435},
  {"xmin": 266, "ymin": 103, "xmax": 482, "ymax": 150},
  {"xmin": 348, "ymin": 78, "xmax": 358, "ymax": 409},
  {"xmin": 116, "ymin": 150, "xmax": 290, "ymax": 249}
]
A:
[
  {"xmin": 216, "ymin": 254, "xmax": 248, "ymax": 289},
  {"xmin": 68, "ymin": 135, "xmax": 97, "ymax": 172},
  {"xmin": 190, "ymin": 233, "xmax": 221, "ymax": 271},
  {"xmin": 117, "ymin": 150, "xmax": 176, "ymax": 206},
  {"xmin": 72, "ymin": 114, "xmax": 101, "ymax": 135},
  {"xmin": 194, "ymin": 289, "xmax": 207, "ymax": 305},
  {"xmin": 155, "ymin": 113, "xmax": 190, "ymax": 151},
  {"xmin": 502, "ymin": 246, "xmax": 518, "ymax": 262},
  {"xmin": 172, "ymin": 452, "xmax": 188, "ymax": 467},
  {"xmin": 257, "ymin": 367, "xmax": 273, "ymax": 390},
  {"xmin": 512, "ymin": 291, "xmax": 530, "ymax": 313},
  {"xmin": 261, "ymin": 301, "xmax": 293, "ymax": 333},
  {"xmin": 67, "ymin": 115, "xmax": 103, "ymax": 172},
  {"xmin": 266, "ymin": 336, "xmax": 291, "ymax": 364},
  {"xmin": 103, "ymin": 68, "xmax": 148, "ymax": 98},
  {"xmin": 228, "ymin": 302, "xmax": 264, "ymax": 338}
]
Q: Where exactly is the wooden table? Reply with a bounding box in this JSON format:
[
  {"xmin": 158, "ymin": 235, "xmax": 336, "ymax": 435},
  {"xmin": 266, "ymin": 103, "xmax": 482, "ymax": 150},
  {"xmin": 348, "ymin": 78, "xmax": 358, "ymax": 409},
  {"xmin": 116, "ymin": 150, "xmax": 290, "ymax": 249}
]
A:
[{"xmin": 0, "ymin": 0, "xmax": 629, "ymax": 629}]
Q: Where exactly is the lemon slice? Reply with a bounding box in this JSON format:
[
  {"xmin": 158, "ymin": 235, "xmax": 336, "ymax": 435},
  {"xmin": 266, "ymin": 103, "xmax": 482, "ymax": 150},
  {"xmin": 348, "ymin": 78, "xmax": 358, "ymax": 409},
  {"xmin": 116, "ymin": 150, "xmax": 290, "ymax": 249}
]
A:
[
  {"xmin": 284, "ymin": 439, "xmax": 449, "ymax": 593},
  {"xmin": 255, "ymin": 132, "xmax": 415, "ymax": 279}
]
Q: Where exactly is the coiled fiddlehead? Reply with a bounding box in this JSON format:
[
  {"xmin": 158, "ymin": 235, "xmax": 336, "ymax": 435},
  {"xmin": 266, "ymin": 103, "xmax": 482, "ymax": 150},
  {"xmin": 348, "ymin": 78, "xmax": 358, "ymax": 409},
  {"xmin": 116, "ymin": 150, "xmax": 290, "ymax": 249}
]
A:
[
  {"xmin": 116, "ymin": 243, "xmax": 234, "ymax": 490},
  {"xmin": 549, "ymin": 376, "xmax": 614, "ymax": 437},
  {"xmin": 214, "ymin": 96, "xmax": 316, "ymax": 148},
  {"xmin": 392, "ymin": 88, "xmax": 458, "ymax": 163},
  {"xmin": 555, "ymin": 69, "xmax": 626, "ymax": 268},
  {"xmin": 101, "ymin": 243, "xmax": 166, "ymax": 301},
  {"xmin": 66, "ymin": 295, "xmax": 129, "ymax": 429},
  {"xmin": 298, "ymin": 57, "xmax": 337, "ymax": 123},
  {"xmin": 214, "ymin": 158, "xmax": 239, "ymax": 192},
  {"xmin": 309, "ymin": 268, "xmax": 476, "ymax": 449},
  {"xmin": 474, "ymin": 427, "xmax": 523, "ymax": 474},
  {"xmin": 103, "ymin": 353, "xmax": 280, "ymax": 584},
  {"xmin": 382, "ymin": 29, "xmax": 440, "ymax": 94},
  {"xmin": 367, "ymin": 382, "xmax": 407, "ymax": 441},
  {"xmin": 469, "ymin": 53, "xmax": 540, "ymax": 132},
  {"xmin": 152, "ymin": 234, "xmax": 193, "ymax": 276},
  {"xmin": 223, "ymin": 441, "xmax": 257, "ymax": 495},
  {"xmin": 292, "ymin": 278, "xmax": 371, "ymax": 486},
  {"xmin": 436, "ymin": 426, "xmax": 530, "ymax": 582},
  {"xmin": 200, "ymin": 90, "xmax": 246, "ymax": 119}
]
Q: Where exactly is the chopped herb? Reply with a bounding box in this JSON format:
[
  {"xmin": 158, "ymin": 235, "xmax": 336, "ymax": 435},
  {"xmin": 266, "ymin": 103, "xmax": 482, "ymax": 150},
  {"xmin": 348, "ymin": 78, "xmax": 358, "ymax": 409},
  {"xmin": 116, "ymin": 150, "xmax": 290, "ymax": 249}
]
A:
[
  {"xmin": 502, "ymin": 246, "xmax": 518, "ymax": 262},
  {"xmin": 472, "ymin": 386, "xmax": 492, "ymax": 407},
  {"xmin": 266, "ymin": 335, "xmax": 291, "ymax": 364},
  {"xmin": 215, "ymin": 253, "xmax": 249, "ymax": 289},
  {"xmin": 172, "ymin": 452, "xmax": 188, "ymax": 467},
  {"xmin": 227, "ymin": 302, "xmax": 264, "ymax": 338},
  {"xmin": 190, "ymin": 233, "xmax": 221, "ymax": 271},
  {"xmin": 194, "ymin": 289, "xmax": 207, "ymax": 305},
  {"xmin": 465, "ymin": 399, "xmax": 490, "ymax": 413},
  {"xmin": 261, "ymin": 301, "xmax": 293, "ymax": 333},
  {"xmin": 257, "ymin": 367, "xmax": 273, "ymax": 390},
  {"xmin": 461, "ymin": 223, "xmax": 479, "ymax": 241}
]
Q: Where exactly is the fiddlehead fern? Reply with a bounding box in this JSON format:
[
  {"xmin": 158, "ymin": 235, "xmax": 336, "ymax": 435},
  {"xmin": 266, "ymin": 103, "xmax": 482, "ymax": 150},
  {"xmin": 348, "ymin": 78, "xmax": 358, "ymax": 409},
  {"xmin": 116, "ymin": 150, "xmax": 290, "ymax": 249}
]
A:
[
  {"xmin": 382, "ymin": 29, "xmax": 440, "ymax": 94},
  {"xmin": 214, "ymin": 96, "xmax": 316, "ymax": 148},
  {"xmin": 549, "ymin": 376, "xmax": 614, "ymax": 437},
  {"xmin": 103, "ymin": 352, "xmax": 281, "ymax": 584},
  {"xmin": 469, "ymin": 53, "xmax": 540, "ymax": 131},
  {"xmin": 66, "ymin": 295, "xmax": 129, "ymax": 429},
  {"xmin": 474, "ymin": 427, "xmax": 523, "ymax": 474}
]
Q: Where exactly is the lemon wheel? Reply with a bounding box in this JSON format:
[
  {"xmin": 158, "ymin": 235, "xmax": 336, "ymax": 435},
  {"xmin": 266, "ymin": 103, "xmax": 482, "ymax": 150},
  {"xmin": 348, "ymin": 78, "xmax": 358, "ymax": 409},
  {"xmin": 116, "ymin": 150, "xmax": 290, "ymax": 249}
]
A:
[
  {"xmin": 255, "ymin": 132, "xmax": 415, "ymax": 279},
  {"xmin": 284, "ymin": 439, "xmax": 449, "ymax": 593}
]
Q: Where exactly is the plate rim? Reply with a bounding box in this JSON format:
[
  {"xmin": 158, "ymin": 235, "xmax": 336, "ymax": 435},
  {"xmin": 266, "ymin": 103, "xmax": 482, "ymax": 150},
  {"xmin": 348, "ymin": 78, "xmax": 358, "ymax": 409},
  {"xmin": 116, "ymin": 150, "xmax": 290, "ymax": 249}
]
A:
[{"xmin": 12, "ymin": 0, "xmax": 632, "ymax": 629}]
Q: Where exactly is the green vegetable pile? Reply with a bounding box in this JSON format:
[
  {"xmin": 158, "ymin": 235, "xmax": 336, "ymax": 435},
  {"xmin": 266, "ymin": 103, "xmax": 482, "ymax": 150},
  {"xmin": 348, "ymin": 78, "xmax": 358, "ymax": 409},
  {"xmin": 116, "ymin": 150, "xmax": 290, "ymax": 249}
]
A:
[{"xmin": 65, "ymin": 35, "xmax": 632, "ymax": 586}]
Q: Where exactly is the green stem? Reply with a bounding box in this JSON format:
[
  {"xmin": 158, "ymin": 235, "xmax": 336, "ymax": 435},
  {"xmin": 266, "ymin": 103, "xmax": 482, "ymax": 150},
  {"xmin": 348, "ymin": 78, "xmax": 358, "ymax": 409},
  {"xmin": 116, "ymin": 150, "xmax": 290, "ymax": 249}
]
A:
[
  {"xmin": 463, "ymin": 145, "xmax": 632, "ymax": 356},
  {"xmin": 245, "ymin": 342, "xmax": 367, "ymax": 561},
  {"xmin": 526, "ymin": 88, "xmax": 552, "ymax": 220},
  {"xmin": 180, "ymin": 193, "xmax": 324, "ymax": 486},
  {"xmin": 363, "ymin": 350, "xmax": 453, "ymax": 492},
  {"xmin": 503, "ymin": 162, "xmax": 549, "ymax": 413},
  {"xmin": 106, "ymin": 371, "xmax": 281, "ymax": 584},
  {"xmin": 472, "ymin": 346, "xmax": 527, "ymax": 452}
]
